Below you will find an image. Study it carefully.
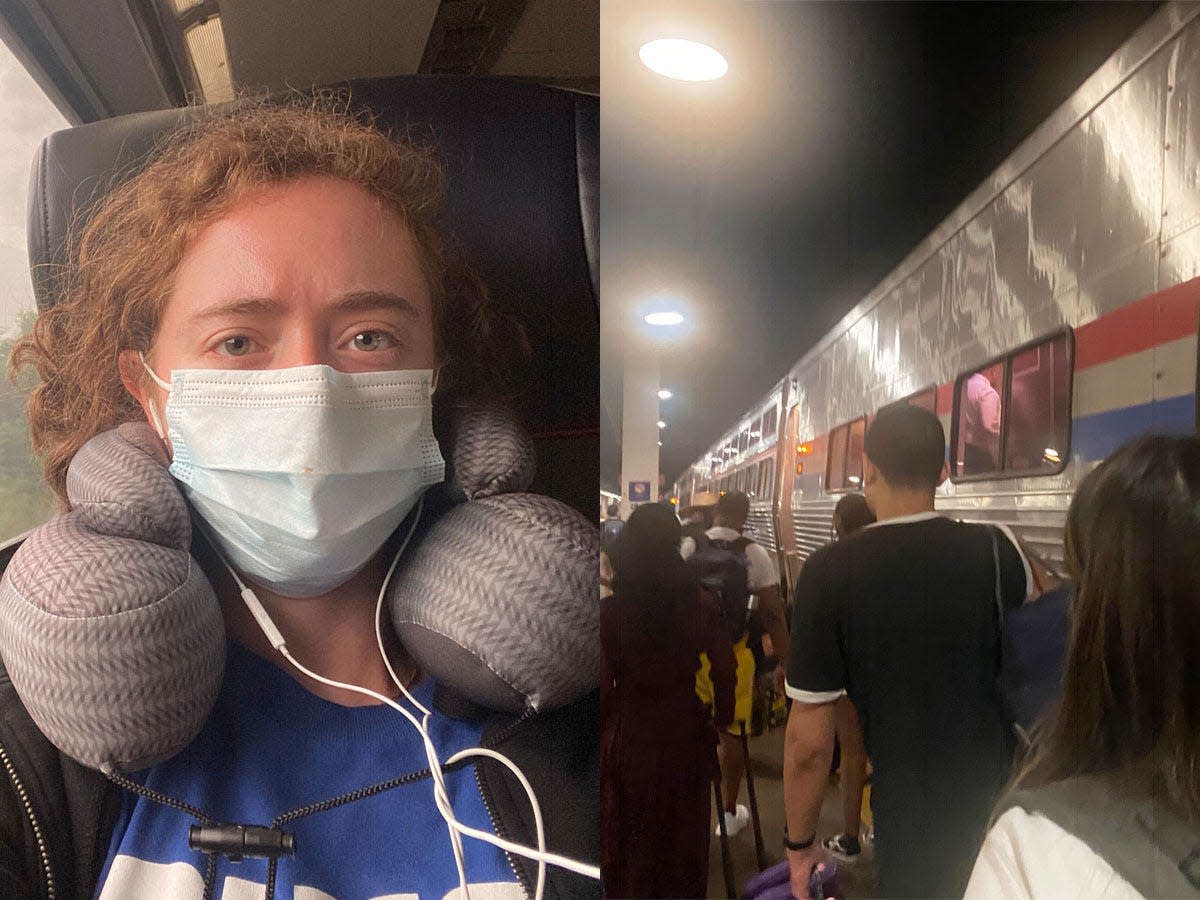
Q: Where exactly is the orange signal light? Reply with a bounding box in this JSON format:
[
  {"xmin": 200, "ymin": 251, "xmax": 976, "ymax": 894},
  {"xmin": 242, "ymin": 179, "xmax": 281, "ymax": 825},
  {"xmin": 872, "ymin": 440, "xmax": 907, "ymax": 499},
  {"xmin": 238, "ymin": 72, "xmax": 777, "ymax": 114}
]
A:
[
  {"xmin": 795, "ymin": 462, "xmax": 804, "ymax": 476},
  {"xmin": 797, "ymin": 444, "xmax": 812, "ymax": 456}
]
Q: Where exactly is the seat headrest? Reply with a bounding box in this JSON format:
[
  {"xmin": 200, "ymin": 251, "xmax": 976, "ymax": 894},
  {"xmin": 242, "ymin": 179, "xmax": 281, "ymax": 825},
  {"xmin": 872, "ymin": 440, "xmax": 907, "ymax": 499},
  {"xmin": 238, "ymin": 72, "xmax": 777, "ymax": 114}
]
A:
[{"xmin": 28, "ymin": 76, "xmax": 599, "ymax": 518}]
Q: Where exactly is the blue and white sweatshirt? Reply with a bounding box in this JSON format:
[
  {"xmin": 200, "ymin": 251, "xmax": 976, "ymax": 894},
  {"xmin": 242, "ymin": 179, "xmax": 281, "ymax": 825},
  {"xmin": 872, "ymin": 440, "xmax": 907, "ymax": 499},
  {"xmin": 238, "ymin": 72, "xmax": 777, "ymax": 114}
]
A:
[{"xmin": 96, "ymin": 640, "xmax": 520, "ymax": 899}]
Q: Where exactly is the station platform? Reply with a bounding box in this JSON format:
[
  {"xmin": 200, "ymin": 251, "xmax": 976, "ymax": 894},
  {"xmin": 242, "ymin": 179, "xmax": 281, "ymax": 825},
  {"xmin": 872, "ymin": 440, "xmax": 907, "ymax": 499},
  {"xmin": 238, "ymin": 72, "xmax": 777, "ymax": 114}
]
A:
[{"xmin": 707, "ymin": 722, "xmax": 879, "ymax": 898}]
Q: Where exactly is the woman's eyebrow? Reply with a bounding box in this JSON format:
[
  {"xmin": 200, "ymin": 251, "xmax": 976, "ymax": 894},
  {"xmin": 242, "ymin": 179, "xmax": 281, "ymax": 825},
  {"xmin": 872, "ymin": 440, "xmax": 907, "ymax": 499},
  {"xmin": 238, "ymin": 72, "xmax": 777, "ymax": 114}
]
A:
[
  {"xmin": 190, "ymin": 291, "xmax": 418, "ymax": 321},
  {"xmin": 191, "ymin": 297, "xmax": 283, "ymax": 320},
  {"xmin": 332, "ymin": 290, "xmax": 418, "ymax": 319}
]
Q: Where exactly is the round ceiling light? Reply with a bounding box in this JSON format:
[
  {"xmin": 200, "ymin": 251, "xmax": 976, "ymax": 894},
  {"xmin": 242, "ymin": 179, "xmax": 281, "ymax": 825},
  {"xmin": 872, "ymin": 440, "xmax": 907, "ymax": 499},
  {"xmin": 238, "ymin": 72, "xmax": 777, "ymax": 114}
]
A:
[
  {"xmin": 658, "ymin": 389, "xmax": 673, "ymax": 400},
  {"xmin": 644, "ymin": 311, "xmax": 685, "ymax": 326},
  {"xmin": 639, "ymin": 38, "xmax": 728, "ymax": 82}
]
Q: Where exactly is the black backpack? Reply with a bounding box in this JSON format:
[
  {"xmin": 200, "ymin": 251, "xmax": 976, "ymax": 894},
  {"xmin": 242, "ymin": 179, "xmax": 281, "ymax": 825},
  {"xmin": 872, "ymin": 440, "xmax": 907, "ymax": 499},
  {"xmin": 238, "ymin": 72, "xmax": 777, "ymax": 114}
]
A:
[
  {"xmin": 687, "ymin": 534, "xmax": 753, "ymax": 641},
  {"xmin": 987, "ymin": 527, "xmax": 1071, "ymax": 747}
]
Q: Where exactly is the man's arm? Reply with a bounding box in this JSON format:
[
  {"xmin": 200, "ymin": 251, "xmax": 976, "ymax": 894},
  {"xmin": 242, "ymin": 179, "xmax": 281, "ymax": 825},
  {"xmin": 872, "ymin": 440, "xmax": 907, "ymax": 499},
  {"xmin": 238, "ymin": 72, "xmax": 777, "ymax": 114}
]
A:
[
  {"xmin": 782, "ymin": 547, "xmax": 846, "ymax": 895},
  {"xmin": 783, "ymin": 699, "xmax": 836, "ymax": 898},
  {"xmin": 746, "ymin": 544, "xmax": 788, "ymax": 671},
  {"xmin": 758, "ymin": 583, "xmax": 788, "ymax": 665}
]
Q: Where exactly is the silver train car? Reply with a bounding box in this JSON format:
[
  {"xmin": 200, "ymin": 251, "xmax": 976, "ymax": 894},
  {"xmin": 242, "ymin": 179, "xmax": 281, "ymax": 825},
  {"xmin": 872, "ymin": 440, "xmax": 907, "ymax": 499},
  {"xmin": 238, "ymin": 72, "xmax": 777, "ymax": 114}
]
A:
[{"xmin": 676, "ymin": 2, "xmax": 1200, "ymax": 593}]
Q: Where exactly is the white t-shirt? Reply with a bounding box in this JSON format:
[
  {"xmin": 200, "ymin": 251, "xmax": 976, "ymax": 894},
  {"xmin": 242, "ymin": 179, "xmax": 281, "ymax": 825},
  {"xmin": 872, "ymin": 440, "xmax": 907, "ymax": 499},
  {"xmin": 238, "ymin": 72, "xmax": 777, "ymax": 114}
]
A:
[
  {"xmin": 680, "ymin": 526, "xmax": 778, "ymax": 592},
  {"xmin": 965, "ymin": 808, "xmax": 1143, "ymax": 900}
]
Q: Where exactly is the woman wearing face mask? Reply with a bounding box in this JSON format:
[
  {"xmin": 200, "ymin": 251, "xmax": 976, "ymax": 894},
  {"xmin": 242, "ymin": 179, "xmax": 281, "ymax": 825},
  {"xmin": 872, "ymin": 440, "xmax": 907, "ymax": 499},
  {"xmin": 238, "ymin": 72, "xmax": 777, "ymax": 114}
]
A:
[{"xmin": 0, "ymin": 100, "xmax": 598, "ymax": 899}]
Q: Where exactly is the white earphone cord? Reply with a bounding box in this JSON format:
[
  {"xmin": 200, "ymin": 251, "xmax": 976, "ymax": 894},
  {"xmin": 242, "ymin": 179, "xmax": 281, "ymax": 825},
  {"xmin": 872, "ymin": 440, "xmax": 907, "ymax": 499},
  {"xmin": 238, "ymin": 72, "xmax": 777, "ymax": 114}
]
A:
[{"xmin": 219, "ymin": 496, "xmax": 600, "ymax": 900}]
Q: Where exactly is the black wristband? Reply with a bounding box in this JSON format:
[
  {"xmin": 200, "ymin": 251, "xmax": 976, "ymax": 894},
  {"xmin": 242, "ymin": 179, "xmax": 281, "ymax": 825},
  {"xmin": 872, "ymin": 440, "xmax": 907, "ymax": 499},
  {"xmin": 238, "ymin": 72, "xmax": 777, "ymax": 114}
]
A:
[{"xmin": 783, "ymin": 827, "xmax": 816, "ymax": 851}]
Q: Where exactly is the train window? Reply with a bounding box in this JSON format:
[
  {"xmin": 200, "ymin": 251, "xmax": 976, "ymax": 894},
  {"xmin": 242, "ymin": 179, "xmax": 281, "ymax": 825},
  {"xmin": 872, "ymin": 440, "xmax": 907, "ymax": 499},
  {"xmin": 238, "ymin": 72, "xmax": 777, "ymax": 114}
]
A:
[
  {"xmin": 738, "ymin": 427, "xmax": 750, "ymax": 453},
  {"xmin": 762, "ymin": 405, "xmax": 778, "ymax": 441},
  {"xmin": 955, "ymin": 362, "xmax": 1005, "ymax": 475},
  {"xmin": 0, "ymin": 44, "xmax": 68, "ymax": 544},
  {"xmin": 845, "ymin": 418, "xmax": 866, "ymax": 488},
  {"xmin": 827, "ymin": 424, "xmax": 849, "ymax": 490},
  {"xmin": 952, "ymin": 331, "xmax": 1073, "ymax": 479},
  {"xmin": 909, "ymin": 387, "xmax": 936, "ymax": 414},
  {"xmin": 749, "ymin": 415, "xmax": 762, "ymax": 445},
  {"xmin": 825, "ymin": 416, "xmax": 865, "ymax": 492},
  {"xmin": 759, "ymin": 458, "xmax": 775, "ymax": 497},
  {"xmin": 907, "ymin": 388, "xmax": 936, "ymax": 415},
  {"xmin": 1005, "ymin": 335, "xmax": 1072, "ymax": 474},
  {"xmin": 881, "ymin": 386, "xmax": 936, "ymax": 417}
]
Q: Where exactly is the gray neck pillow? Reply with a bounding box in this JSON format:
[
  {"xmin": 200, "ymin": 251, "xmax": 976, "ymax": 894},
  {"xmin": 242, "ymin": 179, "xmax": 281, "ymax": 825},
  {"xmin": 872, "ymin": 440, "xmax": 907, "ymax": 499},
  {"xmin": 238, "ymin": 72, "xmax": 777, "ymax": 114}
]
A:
[{"xmin": 0, "ymin": 409, "xmax": 598, "ymax": 772}]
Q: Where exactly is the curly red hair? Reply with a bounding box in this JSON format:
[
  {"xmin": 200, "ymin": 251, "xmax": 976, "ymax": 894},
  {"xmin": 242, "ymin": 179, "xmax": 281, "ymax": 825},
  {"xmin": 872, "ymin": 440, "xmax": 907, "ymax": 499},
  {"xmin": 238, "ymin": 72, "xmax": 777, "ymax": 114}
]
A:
[{"xmin": 11, "ymin": 95, "xmax": 525, "ymax": 506}]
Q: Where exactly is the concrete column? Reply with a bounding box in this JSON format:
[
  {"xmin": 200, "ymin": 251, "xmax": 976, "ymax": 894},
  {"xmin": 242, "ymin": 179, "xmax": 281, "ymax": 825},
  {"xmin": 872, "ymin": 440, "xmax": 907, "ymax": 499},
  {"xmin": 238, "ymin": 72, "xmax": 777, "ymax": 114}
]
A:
[{"xmin": 619, "ymin": 343, "xmax": 660, "ymax": 519}]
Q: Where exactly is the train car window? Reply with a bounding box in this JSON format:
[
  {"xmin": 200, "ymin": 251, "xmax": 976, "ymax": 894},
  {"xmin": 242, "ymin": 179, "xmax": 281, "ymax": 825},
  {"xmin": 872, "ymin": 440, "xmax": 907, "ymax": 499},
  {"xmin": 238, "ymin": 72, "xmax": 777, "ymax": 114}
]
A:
[
  {"xmin": 952, "ymin": 331, "xmax": 1072, "ymax": 479},
  {"xmin": 762, "ymin": 405, "xmax": 778, "ymax": 441},
  {"xmin": 759, "ymin": 458, "xmax": 775, "ymax": 497},
  {"xmin": 827, "ymin": 423, "xmax": 849, "ymax": 490},
  {"xmin": 749, "ymin": 415, "xmax": 763, "ymax": 446},
  {"xmin": 909, "ymin": 387, "xmax": 936, "ymax": 414},
  {"xmin": 845, "ymin": 417, "xmax": 866, "ymax": 488},
  {"xmin": 825, "ymin": 416, "xmax": 866, "ymax": 492},
  {"xmin": 738, "ymin": 427, "xmax": 750, "ymax": 454},
  {"xmin": 0, "ymin": 44, "xmax": 69, "ymax": 544},
  {"xmin": 1004, "ymin": 333, "xmax": 1072, "ymax": 473},
  {"xmin": 955, "ymin": 362, "xmax": 1005, "ymax": 476},
  {"xmin": 881, "ymin": 386, "xmax": 936, "ymax": 417}
]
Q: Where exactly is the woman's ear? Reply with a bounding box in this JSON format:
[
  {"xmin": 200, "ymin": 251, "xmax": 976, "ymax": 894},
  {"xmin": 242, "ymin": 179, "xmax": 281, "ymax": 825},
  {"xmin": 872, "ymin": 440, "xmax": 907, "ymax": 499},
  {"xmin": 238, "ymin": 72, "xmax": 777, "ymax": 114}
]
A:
[
  {"xmin": 117, "ymin": 350, "xmax": 149, "ymax": 406},
  {"xmin": 116, "ymin": 350, "xmax": 170, "ymax": 447}
]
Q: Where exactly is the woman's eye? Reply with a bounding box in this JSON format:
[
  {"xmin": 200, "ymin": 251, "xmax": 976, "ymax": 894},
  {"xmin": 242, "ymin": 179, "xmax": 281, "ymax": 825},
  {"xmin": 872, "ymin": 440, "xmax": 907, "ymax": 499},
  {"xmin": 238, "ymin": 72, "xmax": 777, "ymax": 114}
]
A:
[
  {"xmin": 351, "ymin": 331, "xmax": 397, "ymax": 352},
  {"xmin": 220, "ymin": 336, "xmax": 254, "ymax": 356}
]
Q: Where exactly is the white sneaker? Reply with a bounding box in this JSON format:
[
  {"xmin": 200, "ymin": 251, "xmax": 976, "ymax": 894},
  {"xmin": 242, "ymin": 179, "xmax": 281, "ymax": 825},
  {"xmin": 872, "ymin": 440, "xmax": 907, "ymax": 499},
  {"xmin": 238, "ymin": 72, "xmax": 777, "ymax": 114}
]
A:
[{"xmin": 715, "ymin": 804, "xmax": 750, "ymax": 837}]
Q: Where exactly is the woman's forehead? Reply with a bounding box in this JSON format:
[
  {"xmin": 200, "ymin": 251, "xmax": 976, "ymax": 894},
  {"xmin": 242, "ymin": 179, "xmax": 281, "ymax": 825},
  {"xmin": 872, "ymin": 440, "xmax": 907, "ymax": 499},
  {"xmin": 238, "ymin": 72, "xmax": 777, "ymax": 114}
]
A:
[{"xmin": 164, "ymin": 176, "xmax": 430, "ymax": 319}]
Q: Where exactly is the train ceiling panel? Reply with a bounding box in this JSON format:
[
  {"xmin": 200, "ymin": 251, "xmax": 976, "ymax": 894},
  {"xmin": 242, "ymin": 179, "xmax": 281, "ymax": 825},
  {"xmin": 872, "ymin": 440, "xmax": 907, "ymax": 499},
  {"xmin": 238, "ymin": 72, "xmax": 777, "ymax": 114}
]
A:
[
  {"xmin": 0, "ymin": 0, "xmax": 596, "ymax": 125},
  {"xmin": 219, "ymin": 0, "xmax": 439, "ymax": 96}
]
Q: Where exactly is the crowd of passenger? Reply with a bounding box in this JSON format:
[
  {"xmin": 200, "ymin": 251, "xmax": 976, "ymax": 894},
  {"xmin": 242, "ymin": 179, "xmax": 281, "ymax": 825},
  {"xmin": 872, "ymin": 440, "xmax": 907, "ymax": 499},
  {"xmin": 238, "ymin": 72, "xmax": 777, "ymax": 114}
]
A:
[{"xmin": 601, "ymin": 404, "xmax": 1200, "ymax": 899}]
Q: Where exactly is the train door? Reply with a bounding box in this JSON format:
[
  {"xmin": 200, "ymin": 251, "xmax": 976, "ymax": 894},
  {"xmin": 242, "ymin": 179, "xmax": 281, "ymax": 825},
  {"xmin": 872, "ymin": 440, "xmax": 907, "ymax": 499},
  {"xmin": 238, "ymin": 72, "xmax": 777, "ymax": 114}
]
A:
[{"xmin": 777, "ymin": 403, "xmax": 802, "ymax": 594}]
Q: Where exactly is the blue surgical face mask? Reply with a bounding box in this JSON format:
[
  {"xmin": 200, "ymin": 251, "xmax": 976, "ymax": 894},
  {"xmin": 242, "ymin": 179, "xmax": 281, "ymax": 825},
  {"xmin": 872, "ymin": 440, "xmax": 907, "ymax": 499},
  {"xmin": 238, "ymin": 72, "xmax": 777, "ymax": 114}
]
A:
[{"xmin": 142, "ymin": 356, "xmax": 445, "ymax": 597}]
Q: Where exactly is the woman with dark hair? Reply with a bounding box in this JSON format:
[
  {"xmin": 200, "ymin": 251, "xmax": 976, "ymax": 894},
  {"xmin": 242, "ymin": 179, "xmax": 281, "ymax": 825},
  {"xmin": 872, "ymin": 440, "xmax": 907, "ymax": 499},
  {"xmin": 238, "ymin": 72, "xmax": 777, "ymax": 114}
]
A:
[
  {"xmin": 966, "ymin": 434, "xmax": 1200, "ymax": 899},
  {"xmin": 601, "ymin": 503, "xmax": 737, "ymax": 898}
]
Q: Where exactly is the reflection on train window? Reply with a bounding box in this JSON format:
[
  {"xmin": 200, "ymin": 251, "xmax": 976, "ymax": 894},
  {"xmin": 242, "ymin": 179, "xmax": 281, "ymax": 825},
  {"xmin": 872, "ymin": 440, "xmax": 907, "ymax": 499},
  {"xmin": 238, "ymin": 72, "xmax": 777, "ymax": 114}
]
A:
[
  {"xmin": 952, "ymin": 331, "xmax": 1073, "ymax": 479},
  {"xmin": 825, "ymin": 416, "xmax": 865, "ymax": 492}
]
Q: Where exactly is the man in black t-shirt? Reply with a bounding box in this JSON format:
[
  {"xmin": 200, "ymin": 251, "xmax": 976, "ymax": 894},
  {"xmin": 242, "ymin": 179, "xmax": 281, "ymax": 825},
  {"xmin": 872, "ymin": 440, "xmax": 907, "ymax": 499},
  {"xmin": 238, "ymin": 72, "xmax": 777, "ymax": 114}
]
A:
[{"xmin": 782, "ymin": 405, "xmax": 1030, "ymax": 899}]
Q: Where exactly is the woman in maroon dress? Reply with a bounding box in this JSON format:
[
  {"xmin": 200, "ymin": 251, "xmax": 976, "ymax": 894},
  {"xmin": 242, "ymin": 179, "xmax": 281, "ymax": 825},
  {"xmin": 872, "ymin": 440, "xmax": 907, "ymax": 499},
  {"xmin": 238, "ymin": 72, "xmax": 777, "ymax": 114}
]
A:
[{"xmin": 601, "ymin": 503, "xmax": 737, "ymax": 898}]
